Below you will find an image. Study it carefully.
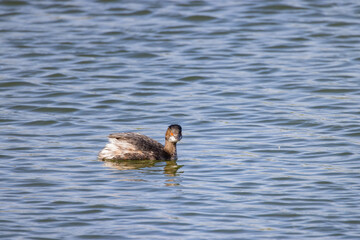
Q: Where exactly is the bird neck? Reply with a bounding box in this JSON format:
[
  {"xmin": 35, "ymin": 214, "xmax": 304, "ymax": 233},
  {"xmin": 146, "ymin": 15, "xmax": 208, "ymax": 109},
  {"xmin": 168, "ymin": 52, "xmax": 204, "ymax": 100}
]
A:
[{"xmin": 164, "ymin": 141, "xmax": 177, "ymax": 160}]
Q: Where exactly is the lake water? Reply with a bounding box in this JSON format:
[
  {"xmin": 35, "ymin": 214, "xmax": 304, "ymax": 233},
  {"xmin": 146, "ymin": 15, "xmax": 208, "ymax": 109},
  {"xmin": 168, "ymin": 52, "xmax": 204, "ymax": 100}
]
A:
[{"xmin": 1, "ymin": 0, "xmax": 360, "ymax": 239}]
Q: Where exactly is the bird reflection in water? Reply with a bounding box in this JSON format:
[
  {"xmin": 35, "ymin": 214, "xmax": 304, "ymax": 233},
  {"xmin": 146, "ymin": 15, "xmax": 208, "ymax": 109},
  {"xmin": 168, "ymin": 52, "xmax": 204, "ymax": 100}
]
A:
[{"xmin": 103, "ymin": 159, "xmax": 183, "ymax": 178}]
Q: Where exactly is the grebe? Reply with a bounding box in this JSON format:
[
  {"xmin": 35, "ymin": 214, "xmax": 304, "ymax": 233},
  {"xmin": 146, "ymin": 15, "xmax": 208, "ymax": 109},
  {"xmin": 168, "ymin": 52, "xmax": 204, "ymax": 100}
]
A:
[{"xmin": 98, "ymin": 124, "xmax": 182, "ymax": 161}]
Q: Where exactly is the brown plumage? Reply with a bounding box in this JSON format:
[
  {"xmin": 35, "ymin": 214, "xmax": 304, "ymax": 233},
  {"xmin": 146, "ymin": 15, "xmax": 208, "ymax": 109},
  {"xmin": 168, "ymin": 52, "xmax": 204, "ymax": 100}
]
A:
[{"xmin": 98, "ymin": 125, "xmax": 182, "ymax": 161}]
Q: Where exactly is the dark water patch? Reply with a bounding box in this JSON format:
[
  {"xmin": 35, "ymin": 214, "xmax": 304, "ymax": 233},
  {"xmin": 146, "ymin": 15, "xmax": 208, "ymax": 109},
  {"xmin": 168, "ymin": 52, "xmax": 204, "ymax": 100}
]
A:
[
  {"xmin": 176, "ymin": 1, "xmax": 209, "ymax": 7},
  {"xmin": 77, "ymin": 234, "xmax": 125, "ymax": 240},
  {"xmin": 92, "ymin": 74, "xmax": 133, "ymax": 80},
  {"xmin": 0, "ymin": 118, "xmax": 16, "ymax": 123},
  {"xmin": 24, "ymin": 120, "xmax": 58, "ymax": 126},
  {"xmin": 102, "ymin": 30, "xmax": 125, "ymax": 36},
  {"xmin": 58, "ymin": 221, "xmax": 92, "ymax": 227},
  {"xmin": 0, "ymin": 81, "xmax": 38, "ymax": 88},
  {"xmin": 128, "ymin": 10, "xmax": 152, "ymax": 16},
  {"xmin": 108, "ymin": 9, "xmax": 152, "ymax": 17},
  {"xmin": 310, "ymin": 104, "xmax": 347, "ymax": 110},
  {"xmin": 74, "ymin": 60, "xmax": 97, "ymax": 65},
  {"xmin": 0, "ymin": 0, "xmax": 28, "ymax": 6},
  {"xmin": 287, "ymin": 37, "xmax": 309, "ymax": 42},
  {"xmin": 313, "ymin": 88, "xmax": 358, "ymax": 94},
  {"xmin": 328, "ymin": 21, "xmax": 357, "ymax": 27},
  {"xmin": 127, "ymin": 52, "xmax": 158, "ymax": 58},
  {"xmin": 130, "ymin": 91, "xmax": 157, "ymax": 97},
  {"xmin": 76, "ymin": 93, "xmax": 104, "ymax": 99},
  {"xmin": 43, "ymin": 73, "xmax": 70, "ymax": 79},
  {"xmin": 255, "ymin": 4, "xmax": 308, "ymax": 11},
  {"xmin": 183, "ymin": 15, "xmax": 216, "ymax": 22},
  {"xmin": 264, "ymin": 44, "xmax": 308, "ymax": 51},
  {"xmin": 14, "ymin": 180, "xmax": 59, "ymax": 188},
  {"xmin": 179, "ymin": 75, "xmax": 206, "ymax": 82},
  {"xmin": 32, "ymin": 107, "xmax": 78, "ymax": 113},
  {"xmin": 158, "ymin": 30, "xmax": 194, "ymax": 35},
  {"xmin": 308, "ymin": 32, "xmax": 333, "ymax": 38},
  {"xmin": 97, "ymin": 99, "xmax": 123, "ymax": 105},
  {"xmin": 39, "ymin": 92, "xmax": 80, "ymax": 98},
  {"xmin": 343, "ymin": 129, "xmax": 360, "ymax": 137},
  {"xmin": 136, "ymin": 80, "xmax": 170, "ymax": 88}
]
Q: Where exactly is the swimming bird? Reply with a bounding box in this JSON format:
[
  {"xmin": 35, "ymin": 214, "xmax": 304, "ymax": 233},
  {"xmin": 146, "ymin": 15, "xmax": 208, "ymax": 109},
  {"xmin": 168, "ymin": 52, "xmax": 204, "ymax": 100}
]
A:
[{"xmin": 98, "ymin": 124, "xmax": 182, "ymax": 161}]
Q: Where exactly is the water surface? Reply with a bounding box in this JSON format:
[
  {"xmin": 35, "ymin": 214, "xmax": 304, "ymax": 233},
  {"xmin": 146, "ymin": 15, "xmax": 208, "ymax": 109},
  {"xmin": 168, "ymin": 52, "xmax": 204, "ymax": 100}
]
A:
[{"xmin": 1, "ymin": 0, "xmax": 360, "ymax": 239}]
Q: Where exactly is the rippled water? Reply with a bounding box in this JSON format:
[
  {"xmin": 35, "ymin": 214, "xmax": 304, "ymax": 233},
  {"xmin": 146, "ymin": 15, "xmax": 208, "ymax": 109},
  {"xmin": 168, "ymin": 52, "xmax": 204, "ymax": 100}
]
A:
[{"xmin": 1, "ymin": 0, "xmax": 360, "ymax": 239}]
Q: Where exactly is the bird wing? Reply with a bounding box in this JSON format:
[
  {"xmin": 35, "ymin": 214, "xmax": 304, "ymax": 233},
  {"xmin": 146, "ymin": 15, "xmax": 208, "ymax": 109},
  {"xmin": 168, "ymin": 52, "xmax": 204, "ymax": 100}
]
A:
[{"xmin": 108, "ymin": 132, "xmax": 164, "ymax": 153}]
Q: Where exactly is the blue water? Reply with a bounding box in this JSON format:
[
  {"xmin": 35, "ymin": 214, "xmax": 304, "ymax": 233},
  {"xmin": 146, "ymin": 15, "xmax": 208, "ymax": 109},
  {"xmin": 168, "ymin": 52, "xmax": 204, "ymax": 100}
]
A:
[{"xmin": 1, "ymin": 0, "xmax": 360, "ymax": 239}]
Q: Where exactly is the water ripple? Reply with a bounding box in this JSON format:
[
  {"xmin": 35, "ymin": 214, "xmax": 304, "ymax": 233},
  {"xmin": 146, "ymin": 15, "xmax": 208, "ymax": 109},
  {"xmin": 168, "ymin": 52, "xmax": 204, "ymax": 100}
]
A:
[{"xmin": 1, "ymin": 0, "xmax": 360, "ymax": 239}]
